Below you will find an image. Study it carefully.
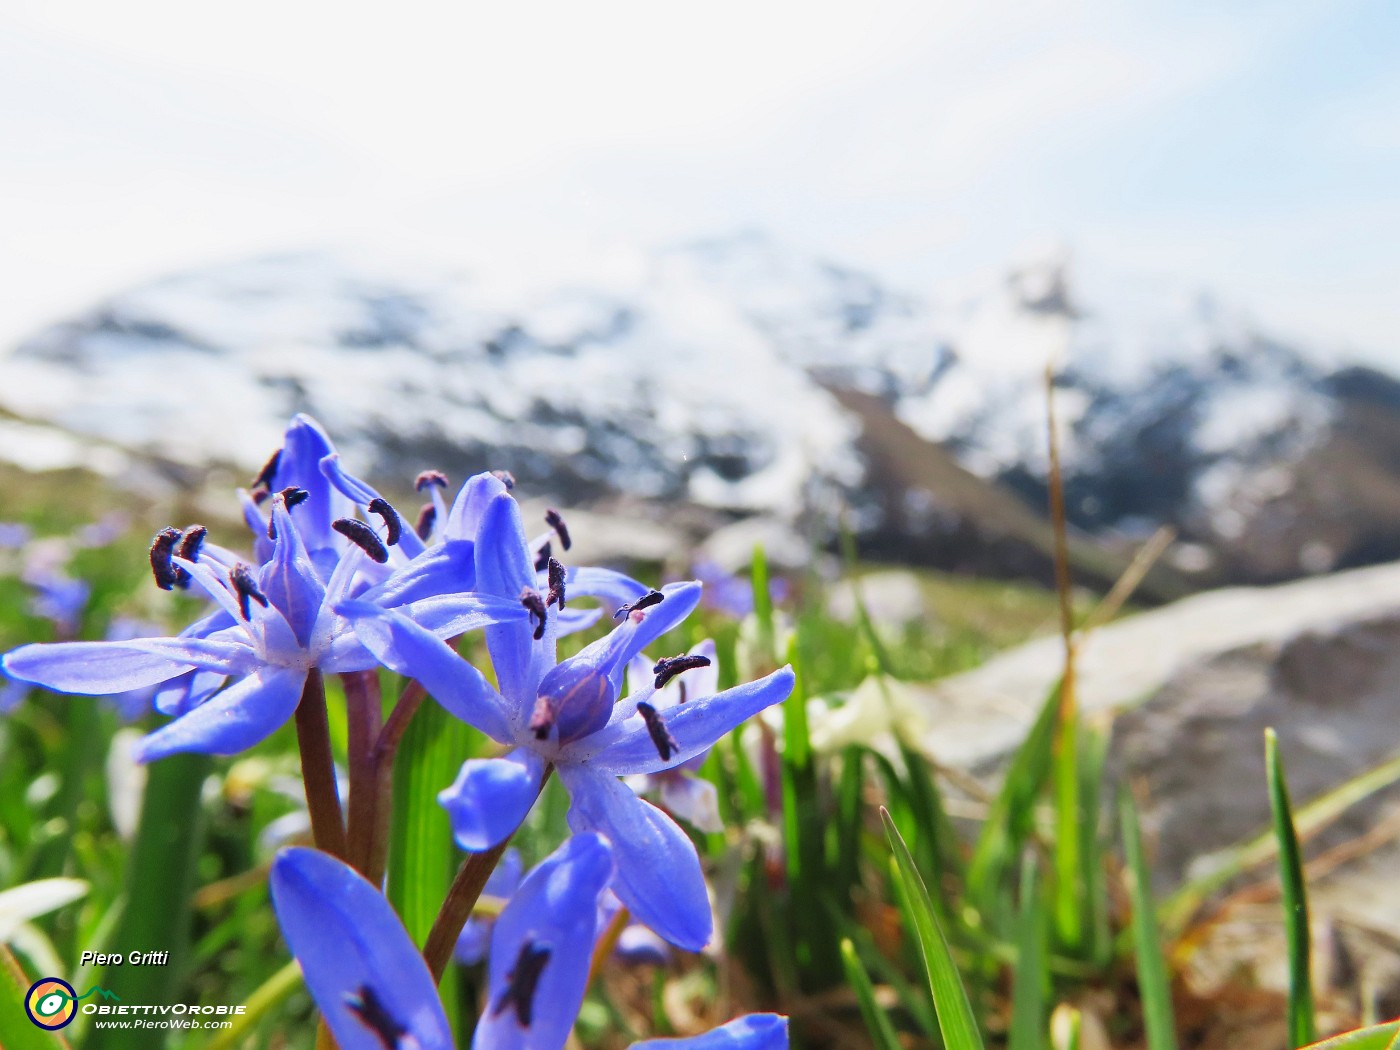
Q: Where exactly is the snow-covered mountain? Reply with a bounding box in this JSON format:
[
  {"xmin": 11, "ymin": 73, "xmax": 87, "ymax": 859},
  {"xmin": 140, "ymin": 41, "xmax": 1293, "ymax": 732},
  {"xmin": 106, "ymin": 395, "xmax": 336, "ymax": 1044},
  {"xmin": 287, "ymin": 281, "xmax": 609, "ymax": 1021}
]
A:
[{"xmin": 3, "ymin": 233, "xmax": 1393, "ymax": 584}]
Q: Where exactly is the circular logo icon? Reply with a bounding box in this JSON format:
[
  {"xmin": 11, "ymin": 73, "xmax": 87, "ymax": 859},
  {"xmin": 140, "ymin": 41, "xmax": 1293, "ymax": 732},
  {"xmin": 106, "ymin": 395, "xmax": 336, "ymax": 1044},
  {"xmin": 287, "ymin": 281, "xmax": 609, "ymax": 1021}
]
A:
[{"xmin": 25, "ymin": 977, "xmax": 77, "ymax": 1030}]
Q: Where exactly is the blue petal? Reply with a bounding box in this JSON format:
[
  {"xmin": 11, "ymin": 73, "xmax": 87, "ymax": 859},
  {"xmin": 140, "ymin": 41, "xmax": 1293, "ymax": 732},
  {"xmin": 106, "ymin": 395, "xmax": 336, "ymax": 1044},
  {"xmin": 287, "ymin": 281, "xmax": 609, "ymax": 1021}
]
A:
[
  {"xmin": 445, "ymin": 471, "xmax": 509, "ymax": 541},
  {"xmin": 270, "ymin": 847, "xmax": 452, "ymax": 1050},
  {"xmin": 583, "ymin": 667, "xmax": 794, "ymax": 776},
  {"xmin": 439, "ymin": 750, "xmax": 546, "ymax": 852},
  {"xmin": 557, "ymin": 567, "xmax": 649, "ymax": 609},
  {"xmin": 627, "ymin": 1015, "xmax": 789, "ymax": 1049},
  {"xmin": 134, "ymin": 667, "xmax": 306, "ymax": 761},
  {"xmin": 152, "ymin": 668, "xmax": 226, "ymax": 717},
  {"xmin": 337, "ymin": 600, "xmax": 513, "ymax": 742},
  {"xmin": 364, "ymin": 541, "xmax": 476, "ymax": 606},
  {"xmin": 261, "ymin": 498, "xmax": 326, "ymax": 648},
  {"xmin": 474, "ymin": 833, "xmax": 614, "ymax": 1050},
  {"xmin": 475, "ymin": 492, "xmax": 553, "ymax": 701},
  {"xmin": 274, "ymin": 415, "xmax": 355, "ymax": 557},
  {"xmin": 4, "ymin": 641, "xmax": 198, "ymax": 695},
  {"xmin": 394, "ymin": 593, "xmax": 531, "ymax": 639},
  {"xmin": 560, "ymin": 767, "xmax": 712, "ymax": 952}
]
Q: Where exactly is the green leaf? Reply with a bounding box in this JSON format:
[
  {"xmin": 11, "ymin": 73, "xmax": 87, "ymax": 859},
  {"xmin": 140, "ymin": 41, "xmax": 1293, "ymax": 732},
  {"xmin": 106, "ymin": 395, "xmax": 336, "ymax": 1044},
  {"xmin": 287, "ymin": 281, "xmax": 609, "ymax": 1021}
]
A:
[
  {"xmin": 1300, "ymin": 1023, "xmax": 1400, "ymax": 1050},
  {"xmin": 0, "ymin": 942, "xmax": 71, "ymax": 1049},
  {"xmin": 1051, "ymin": 707, "xmax": 1083, "ymax": 953},
  {"xmin": 1119, "ymin": 792, "xmax": 1177, "ymax": 1050},
  {"xmin": 1267, "ymin": 728, "xmax": 1317, "ymax": 1048},
  {"xmin": 967, "ymin": 680, "xmax": 1062, "ymax": 932},
  {"xmin": 1008, "ymin": 855, "xmax": 1047, "ymax": 1050},
  {"xmin": 387, "ymin": 694, "xmax": 470, "ymax": 1034},
  {"xmin": 88, "ymin": 751, "xmax": 210, "ymax": 1050},
  {"xmin": 840, "ymin": 938, "xmax": 903, "ymax": 1050},
  {"xmin": 881, "ymin": 807, "xmax": 985, "ymax": 1050}
]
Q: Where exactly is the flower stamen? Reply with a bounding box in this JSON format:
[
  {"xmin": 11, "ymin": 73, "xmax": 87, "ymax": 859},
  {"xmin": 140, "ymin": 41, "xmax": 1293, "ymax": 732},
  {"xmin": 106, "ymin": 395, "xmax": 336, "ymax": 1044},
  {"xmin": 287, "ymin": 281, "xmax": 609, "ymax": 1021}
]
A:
[
  {"xmin": 546, "ymin": 558, "xmax": 566, "ymax": 610},
  {"xmin": 333, "ymin": 518, "xmax": 390, "ymax": 563},
  {"xmin": 176, "ymin": 525, "xmax": 207, "ymax": 564},
  {"xmin": 544, "ymin": 508, "xmax": 571, "ymax": 550},
  {"xmin": 653, "ymin": 654, "xmax": 712, "ymax": 691},
  {"xmin": 614, "ymin": 590, "xmax": 664, "ymax": 620},
  {"xmin": 491, "ymin": 469, "xmax": 516, "ymax": 490},
  {"xmin": 520, "ymin": 588, "xmax": 548, "ymax": 641},
  {"xmin": 414, "ymin": 502, "xmax": 436, "ymax": 541},
  {"xmin": 149, "ymin": 527, "xmax": 186, "ymax": 591},
  {"xmin": 414, "ymin": 469, "xmax": 448, "ymax": 492},
  {"xmin": 230, "ymin": 563, "xmax": 269, "ymax": 620},
  {"xmin": 367, "ymin": 498, "xmax": 403, "ymax": 547},
  {"xmin": 636, "ymin": 701, "xmax": 679, "ymax": 761}
]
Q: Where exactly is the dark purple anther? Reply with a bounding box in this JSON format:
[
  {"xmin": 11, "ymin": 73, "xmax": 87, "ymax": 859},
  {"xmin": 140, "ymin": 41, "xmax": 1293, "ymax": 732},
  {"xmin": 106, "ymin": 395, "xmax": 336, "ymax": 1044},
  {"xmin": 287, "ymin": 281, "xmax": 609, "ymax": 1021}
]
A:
[
  {"xmin": 333, "ymin": 518, "xmax": 389, "ymax": 564},
  {"xmin": 614, "ymin": 590, "xmax": 664, "ymax": 620},
  {"xmin": 343, "ymin": 985, "xmax": 407, "ymax": 1049},
  {"xmin": 176, "ymin": 525, "xmax": 207, "ymax": 564},
  {"xmin": 636, "ymin": 701, "xmax": 679, "ymax": 762},
  {"xmin": 533, "ymin": 540, "xmax": 552, "ymax": 573},
  {"xmin": 251, "ymin": 488, "xmax": 270, "ymax": 506},
  {"xmin": 653, "ymin": 653, "xmax": 712, "ymax": 691},
  {"xmin": 414, "ymin": 469, "xmax": 449, "ymax": 492},
  {"xmin": 415, "ymin": 502, "xmax": 436, "ymax": 541},
  {"xmin": 491, "ymin": 469, "xmax": 516, "ymax": 490},
  {"xmin": 279, "ymin": 486, "xmax": 310, "ymax": 508},
  {"xmin": 367, "ymin": 498, "xmax": 403, "ymax": 546},
  {"xmin": 546, "ymin": 558, "xmax": 566, "ymax": 610},
  {"xmin": 149, "ymin": 527, "xmax": 184, "ymax": 591},
  {"xmin": 230, "ymin": 563, "xmax": 269, "ymax": 620},
  {"xmin": 544, "ymin": 508, "xmax": 571, "ymax": 550},
  {"xmin": 251, "ymin": 448, "xmax": 282, "ymax": 490},
  {"xmin": 492, "ymin": 941, "xmax": 551, "ymax": 1027},
  {"xmin": 520, "ymin": 588, "xmax": 547, "ymax": 641}
]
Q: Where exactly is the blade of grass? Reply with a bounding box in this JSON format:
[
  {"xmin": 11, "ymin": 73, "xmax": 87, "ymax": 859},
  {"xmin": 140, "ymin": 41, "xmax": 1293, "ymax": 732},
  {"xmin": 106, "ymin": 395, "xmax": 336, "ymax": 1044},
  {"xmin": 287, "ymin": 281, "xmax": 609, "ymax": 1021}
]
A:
[
  {"xmin": 1009, "ymin": 854, "xmax": 1047, "ymax": 1050},
  {"xmin": 1162, "ymin": 750, "xmax": 1400, "ymax": 937},
  {"xmin": 206, "ymin": 959, "xmax": 303, "ymax": 1050},
  {"xmin": 0, "ymin": 942, "xmax": 71, "ymax": 1049},
  {"xmin": 1268, "ymin": 728, "xmax": 1317, "ymax": 1049},
  {"xmin": 1120, "ymin": 792, "xmax": 1177, "ymax": 1050},
  {"xmin": 387, "ymin": 693, "xmax": 469, "ymax": 1034},
  {"xmin": 1079, "ymin": 718, "xmax": 1111, "ymax": 968},
  {"xmin": 88, "ymin": 751, "xmax": 210, "ymax": 1050},
  {"xmin": 840, "ymin": 938, "xmax": 904, "ymax": 1050},
  {"xmin": 881, "ymin": 807, "xmax": 985, "ymax": 1050},
  {"xmin": 1297, "ymin": 1023, "xmax": 1400, "ymax": 1050},
  {"xmin": 967, "ymin": 680, "xmax": 1062, "ymax": 933}
]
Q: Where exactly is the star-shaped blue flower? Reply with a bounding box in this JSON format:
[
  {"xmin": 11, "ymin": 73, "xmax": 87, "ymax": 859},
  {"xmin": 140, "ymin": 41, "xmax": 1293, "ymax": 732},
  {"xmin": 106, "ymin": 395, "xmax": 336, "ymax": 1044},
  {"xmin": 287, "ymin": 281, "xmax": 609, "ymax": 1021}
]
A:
[
  {"xmin": 340, "ymin": 486, "xmax": 794, "ymax": 952},
  {"xmin": 3, "ymin": 492, "xmax": 524, "ymax": 762}
]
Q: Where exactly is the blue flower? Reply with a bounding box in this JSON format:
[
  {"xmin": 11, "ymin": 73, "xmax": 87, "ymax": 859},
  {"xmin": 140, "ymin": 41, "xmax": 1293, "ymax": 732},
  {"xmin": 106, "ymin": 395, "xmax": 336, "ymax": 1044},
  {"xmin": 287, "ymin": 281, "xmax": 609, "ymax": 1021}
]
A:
[
  {"xmin": 270, "ymin": 846, "xmax": 453, "ymax": 1050},
  {"xmin": 273, "ymin": 842, "xmax": 787, "ymax": 1050},
  {"xmin": 3, "ymin": 491, "xmax": 525, "ymax": 761},
  {"xmin": 455, "ymin": 850, "xmax": 525, "ymax": 966},
  {"xmin": 340, "ymin": 488, "xmax": 794, "ymax": 952}
]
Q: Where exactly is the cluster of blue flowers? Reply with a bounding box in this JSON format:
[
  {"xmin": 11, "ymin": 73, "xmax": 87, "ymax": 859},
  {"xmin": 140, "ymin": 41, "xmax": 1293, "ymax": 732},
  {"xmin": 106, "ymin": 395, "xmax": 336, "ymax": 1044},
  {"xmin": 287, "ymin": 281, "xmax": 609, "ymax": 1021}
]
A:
[{"xmin": 2, "ymin": 415, "xmax": 794, "ymax": 1049}]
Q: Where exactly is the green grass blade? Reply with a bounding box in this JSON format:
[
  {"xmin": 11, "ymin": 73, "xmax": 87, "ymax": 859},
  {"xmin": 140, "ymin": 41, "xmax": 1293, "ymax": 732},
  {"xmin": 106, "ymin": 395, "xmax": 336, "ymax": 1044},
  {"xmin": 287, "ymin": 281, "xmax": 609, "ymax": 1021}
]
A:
[
  {"xmin": 388, "ymin": 695, "xmax": 470, "ymax": 1034},
  {"xmin": 1267, "ymin": 728, "xmax": 1317, "ymax": 1048},
  {"xmin": 1161, "ymin": 750, "xmax": 1400, "ymax": 935},
  {"xmin": 0, "ymin": 943, "xmax": 71, "ymax": 1049},
  {"xmin": 1051, "ymin": 708, "xmax": 1083, "ymax": 953},
  {"xmin": 88, "ymin": 751, "xmax": 210, "ymax": 1050},
  {"xmin": 1078, "ymin": 720, "xmax": 1111, "ymax": 968},
  {"xmin": 967, "ymin": 680, "xmax": 1062, "ymax": 932},
  {"xmin": 1009, "ymin": 855, "xmax": 1047, "ymax": 1050},
  {"xmin": 1298, "ymin": 1023, "xmax": 1400, "ymax": 1049},
  {"xmin": 1119, "ymin": 791, "xmax": 1177, "ymax": 1050},
  {"xmin": 881, "ymin": 807, "xmax": 985, "ymax": 1050},
  {"xmin": 840, "ymin": 938, "xmax": 904, "ymax": 1050}
]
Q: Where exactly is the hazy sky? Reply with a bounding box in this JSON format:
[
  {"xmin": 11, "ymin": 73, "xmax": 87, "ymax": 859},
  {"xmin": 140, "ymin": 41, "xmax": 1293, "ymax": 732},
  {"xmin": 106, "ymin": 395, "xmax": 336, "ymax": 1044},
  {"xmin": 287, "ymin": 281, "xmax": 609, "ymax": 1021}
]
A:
[{"xmin": 2, "ymin": 0, "xmax": 1397, "ymax": 361}]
